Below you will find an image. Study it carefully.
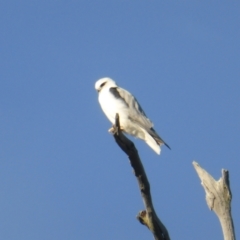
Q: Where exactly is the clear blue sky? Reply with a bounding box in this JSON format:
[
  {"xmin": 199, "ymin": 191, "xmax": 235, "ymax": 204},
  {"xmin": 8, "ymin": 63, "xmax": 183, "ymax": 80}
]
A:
[{"xmin": 0, "ymin": 1, "xmax": 239, "ymax": 239}]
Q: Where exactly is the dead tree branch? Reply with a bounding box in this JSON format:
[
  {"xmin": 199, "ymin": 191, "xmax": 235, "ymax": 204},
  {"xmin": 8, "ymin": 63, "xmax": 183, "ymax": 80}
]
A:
[
  {"xmin": 112, "ymin": 113, "xmax": 170, "ymax": 240},
  {"xmin": 193, "ymin": 161, "xmax": 235, "ymax": 240}
]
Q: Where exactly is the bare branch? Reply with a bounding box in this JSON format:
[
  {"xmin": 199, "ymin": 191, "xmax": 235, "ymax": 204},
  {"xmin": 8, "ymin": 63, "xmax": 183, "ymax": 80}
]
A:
[
  {"xmin": 193, "ymin": 161, "xmax": 235, "ymax": 240},
  {"xmin": 112, "ymin": 113, "xmax": 170, "ymax": 240}
]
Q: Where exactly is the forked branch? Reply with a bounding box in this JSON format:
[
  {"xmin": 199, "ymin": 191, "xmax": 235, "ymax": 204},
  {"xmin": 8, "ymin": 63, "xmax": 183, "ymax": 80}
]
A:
[{"xmin": 193, "ymin": 161, "xmax": 235, "ymax": 240}]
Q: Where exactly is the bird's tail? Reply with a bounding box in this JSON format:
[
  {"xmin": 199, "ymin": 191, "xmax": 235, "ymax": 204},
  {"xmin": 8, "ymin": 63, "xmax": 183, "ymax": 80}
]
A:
[
  {"xmin": 143, "ymin": 127, "xmax": 170, "ymax": 155},
  {"xmin": 145, "ymin": 134, "xmax": 161, "ymax": 154},
  {"xmin": 140, "ymin": 128, "xmax": 161, "ymax": 154}
]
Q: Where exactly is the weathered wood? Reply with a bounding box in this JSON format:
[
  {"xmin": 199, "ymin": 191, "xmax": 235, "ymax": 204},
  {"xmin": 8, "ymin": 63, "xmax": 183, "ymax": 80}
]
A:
[
  {"xmin": 112, "ymin": 113, "xmax": 170, "ymax": 240},
  {"xmin": 193, "ymin": 161, "xmax": 235, "ymax": 240}
]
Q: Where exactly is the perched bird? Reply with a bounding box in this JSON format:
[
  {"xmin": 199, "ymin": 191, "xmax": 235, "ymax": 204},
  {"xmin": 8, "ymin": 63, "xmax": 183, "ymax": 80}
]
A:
[{"xmin": 95, "ymin": 77, "xmax": 170, "ymax": 154}]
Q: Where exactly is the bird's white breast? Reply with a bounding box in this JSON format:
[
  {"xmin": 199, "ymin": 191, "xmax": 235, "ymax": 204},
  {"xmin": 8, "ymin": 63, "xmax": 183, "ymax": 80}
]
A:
[{"xmin": 98, "ymin": 87, "xmax": 129, "ymax": 125}]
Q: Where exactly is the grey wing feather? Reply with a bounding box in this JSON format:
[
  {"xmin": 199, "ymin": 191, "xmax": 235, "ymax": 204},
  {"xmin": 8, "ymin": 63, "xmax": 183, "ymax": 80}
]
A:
[{"xmin": 113, "ymin": 87, "xmax": 154, "ymax": 129}]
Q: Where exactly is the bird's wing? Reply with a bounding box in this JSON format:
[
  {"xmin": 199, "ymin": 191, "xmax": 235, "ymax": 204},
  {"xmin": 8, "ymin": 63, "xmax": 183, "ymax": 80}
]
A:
[
  {"xmin": 109, "ymin": 86, "xmax": 171, "ymax": 149},
  {"xmin": 109, "ymin": 86, "xmax": 153, "ymax": 129}
]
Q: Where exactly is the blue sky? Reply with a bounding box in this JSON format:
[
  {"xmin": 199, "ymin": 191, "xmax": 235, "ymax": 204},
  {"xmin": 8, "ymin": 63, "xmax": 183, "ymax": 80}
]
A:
[{"xmin": 0, "ymin": 1, "xmax": 239, "ymax": 239}]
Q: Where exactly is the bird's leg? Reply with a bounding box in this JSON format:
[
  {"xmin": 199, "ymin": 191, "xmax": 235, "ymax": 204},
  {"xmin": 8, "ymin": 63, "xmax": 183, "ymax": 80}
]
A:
[{"xmin": 108, "ymin": 126, "xmax": 124, "ymax": 134}]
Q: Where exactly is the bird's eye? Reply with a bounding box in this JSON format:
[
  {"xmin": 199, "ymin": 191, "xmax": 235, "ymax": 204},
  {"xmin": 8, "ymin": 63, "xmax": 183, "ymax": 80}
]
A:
[{"xmin": 100, "ymin": 82, "xmax": 106, "ymax": 88}]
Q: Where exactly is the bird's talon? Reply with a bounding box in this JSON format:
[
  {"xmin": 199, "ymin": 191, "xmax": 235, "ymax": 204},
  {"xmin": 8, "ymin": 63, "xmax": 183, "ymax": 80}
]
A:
[{"xmin": 108, "ymin": 127, "xmax": 114, "ymax": 133}]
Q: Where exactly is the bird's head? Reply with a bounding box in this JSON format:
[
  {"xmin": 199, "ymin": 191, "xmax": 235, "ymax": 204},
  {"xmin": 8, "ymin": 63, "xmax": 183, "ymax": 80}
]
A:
[{"xmin": 95, "ymin": 77, "xmax": 117, "ymax": 92}]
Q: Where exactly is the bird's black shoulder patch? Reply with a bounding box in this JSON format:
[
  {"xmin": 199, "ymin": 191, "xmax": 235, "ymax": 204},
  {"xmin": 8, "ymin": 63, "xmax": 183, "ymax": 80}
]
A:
[
  {"xmin": 109, "ymin": 87, "xmax": 129, "ymax": 107},
  {"xmin": 109, "ymin": 87, "xmax": 122, "ymax": 99}
]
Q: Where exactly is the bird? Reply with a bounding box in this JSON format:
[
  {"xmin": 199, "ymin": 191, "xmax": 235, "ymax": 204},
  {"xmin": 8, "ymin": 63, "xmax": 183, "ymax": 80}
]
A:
[{"xmin": 95, "ymin": 77, "xmax": 170, "ymax": 155}]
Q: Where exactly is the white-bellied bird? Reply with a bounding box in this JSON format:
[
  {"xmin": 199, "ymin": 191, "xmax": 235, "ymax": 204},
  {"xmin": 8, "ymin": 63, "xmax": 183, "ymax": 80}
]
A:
[{"xmin": 95, "ymin": 77, "xmax": 170, "ymax": 155}]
